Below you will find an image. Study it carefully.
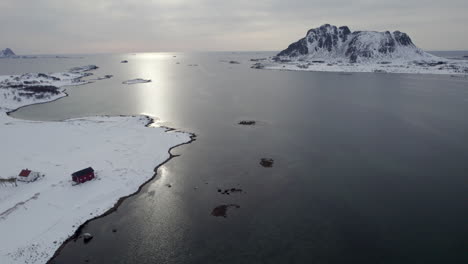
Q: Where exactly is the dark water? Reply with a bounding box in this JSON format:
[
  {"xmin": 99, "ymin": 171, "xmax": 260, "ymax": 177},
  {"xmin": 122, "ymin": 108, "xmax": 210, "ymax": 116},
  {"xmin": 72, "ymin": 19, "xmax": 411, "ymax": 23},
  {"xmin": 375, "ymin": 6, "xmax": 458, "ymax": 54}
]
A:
[{"xmin": 3, "ymin": 52, "xmax": 468, "ymax": 263}]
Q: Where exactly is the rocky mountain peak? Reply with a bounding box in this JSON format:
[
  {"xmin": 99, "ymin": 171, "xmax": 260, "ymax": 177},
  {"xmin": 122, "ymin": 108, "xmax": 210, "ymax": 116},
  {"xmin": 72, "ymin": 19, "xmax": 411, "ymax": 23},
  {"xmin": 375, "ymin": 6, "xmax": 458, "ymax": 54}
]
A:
[
  {"xmin": 277, "ymin": 24, "xmax": 429, "ymax": 63},
  {"xmin": 0, "ymin": 48, "xmax": 16, "ymax": 57}
]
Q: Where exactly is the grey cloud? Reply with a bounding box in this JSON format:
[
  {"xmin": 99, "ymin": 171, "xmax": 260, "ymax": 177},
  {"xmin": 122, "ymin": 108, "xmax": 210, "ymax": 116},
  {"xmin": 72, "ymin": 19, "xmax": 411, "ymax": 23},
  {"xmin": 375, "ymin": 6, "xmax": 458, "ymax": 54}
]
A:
[{"xmin": 0, "ymin": 0, "xmax": 467, "ymax": 54}]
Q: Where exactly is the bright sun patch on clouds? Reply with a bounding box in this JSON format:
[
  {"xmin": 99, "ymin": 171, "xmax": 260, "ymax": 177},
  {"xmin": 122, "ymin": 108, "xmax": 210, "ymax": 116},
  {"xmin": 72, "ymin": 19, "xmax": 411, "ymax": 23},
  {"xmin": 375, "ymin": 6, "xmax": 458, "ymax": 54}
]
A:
[{"xmin": 0, "ymin": 0, "xmax": 467, "ymax": 54}]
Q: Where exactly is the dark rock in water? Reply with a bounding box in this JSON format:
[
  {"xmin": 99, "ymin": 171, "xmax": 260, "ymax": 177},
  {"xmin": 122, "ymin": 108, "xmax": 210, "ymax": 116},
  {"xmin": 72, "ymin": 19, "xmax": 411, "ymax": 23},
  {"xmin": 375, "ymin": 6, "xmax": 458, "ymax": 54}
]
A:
[
  {"xmin": 112, "ymin": 228, "xmax": 117, "ymax": 233},
  {"xmin": 238, "ymin": 120, "xmax": 256, "ymax": 125},
  {"xmin": 250, "ymin": 58, "xmax": 267, "ymax": 62},
  {"xmin": 260, "ymin": 158, "xmax": 274, "ymax": 168},
  {"xmin": 211, "ymin": 204, "xmax": 240, "ymax": 218},
  {"xmin": 251, "ymin": 63, "xmax": 264, "ymax": 69},
  {"xmin": 219, "ymin": 188, "xmax": 243, "ymax": 195},
  {"xmin": 463, "ymin": 55, "xmax": 468, "ymax": 58},
  {"xmin": 83, "ymin": 233, "xmax": 93, "ymax": 243},
  {"xmin": 121, "ymin": 60, "xmax": 128, "ymax": 63},
  {"xmin": 413, "ymin": 61, "xmax": 447, "ymax": 67},
  {"xmin": 229, "ymin": 60, "xmax": 240, "ymax": 64}
]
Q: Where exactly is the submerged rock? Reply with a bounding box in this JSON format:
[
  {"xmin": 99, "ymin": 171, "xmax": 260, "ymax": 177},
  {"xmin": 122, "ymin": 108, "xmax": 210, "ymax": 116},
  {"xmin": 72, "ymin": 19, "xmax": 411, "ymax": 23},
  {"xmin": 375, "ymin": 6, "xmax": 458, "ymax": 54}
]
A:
[
  {"xmin": 219, "ymin": 188, "xmax": 243, "ymax": 195},
  {"xmin": 211, "ymin": 204, "xmax": 240, "ymax": 218},
  {"xmin": 251, "ymin": 63, "xmax": 265, "ymax": 69},
  {"xmin": 260, "ymin": 158, "xmax": 274, "ymax": 168},
  {"xmin": 83, "ymin": 233, "xmax": 93, "ymax": 243},
  {"xmin": 121, "ymin": 60, "xmax": 128, "ymax": 63},
  {"xmin": 238, "ymin": 120, "xmax": 256, "ymax": 125}
]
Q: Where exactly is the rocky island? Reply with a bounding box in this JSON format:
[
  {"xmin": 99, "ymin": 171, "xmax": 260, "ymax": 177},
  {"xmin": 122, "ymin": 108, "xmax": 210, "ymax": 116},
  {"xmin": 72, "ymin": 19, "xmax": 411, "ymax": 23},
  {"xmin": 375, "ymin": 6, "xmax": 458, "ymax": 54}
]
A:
[
  {"xmin": 0, "ymin": 48, "xmax": 16, "ymax": 58},
  {"xmin": 253, "ymin": 24, "xmax": 468, "ymax": 75}
]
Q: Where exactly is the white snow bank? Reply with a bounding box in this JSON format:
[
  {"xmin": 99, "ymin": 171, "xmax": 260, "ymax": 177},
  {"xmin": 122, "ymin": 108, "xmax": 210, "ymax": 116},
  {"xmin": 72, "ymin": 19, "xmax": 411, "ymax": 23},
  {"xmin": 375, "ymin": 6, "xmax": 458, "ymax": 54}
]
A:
[
  {"xmin": 122, "ymin": 78, "xmax": 151, "ymax": 85},
  {"xmin": 0, "ymin": 67, "xmax": 192, "ymax": 264},
  {"xmin": 256, "ymin": 58, "xmax": 468, "ymax": 75}
]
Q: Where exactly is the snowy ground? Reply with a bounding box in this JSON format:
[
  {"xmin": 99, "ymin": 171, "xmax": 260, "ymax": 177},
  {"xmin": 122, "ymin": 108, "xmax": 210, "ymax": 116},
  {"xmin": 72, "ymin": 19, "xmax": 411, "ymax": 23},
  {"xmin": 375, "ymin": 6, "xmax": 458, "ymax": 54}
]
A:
[
  {"xmin": 0, "ymin": 67, "xmax": 192, "ymax": 264},
  {"xmin": 255, "ymin": 57, "xmax": 468, "ymax": 75}
]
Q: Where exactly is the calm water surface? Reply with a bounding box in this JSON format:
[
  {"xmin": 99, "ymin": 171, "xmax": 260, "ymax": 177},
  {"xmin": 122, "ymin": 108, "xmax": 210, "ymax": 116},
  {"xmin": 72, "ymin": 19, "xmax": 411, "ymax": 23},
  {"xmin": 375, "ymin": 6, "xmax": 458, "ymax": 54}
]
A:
[{"xmin": 3, "ymin": 52, "xmax": 468, "ymax": 263}]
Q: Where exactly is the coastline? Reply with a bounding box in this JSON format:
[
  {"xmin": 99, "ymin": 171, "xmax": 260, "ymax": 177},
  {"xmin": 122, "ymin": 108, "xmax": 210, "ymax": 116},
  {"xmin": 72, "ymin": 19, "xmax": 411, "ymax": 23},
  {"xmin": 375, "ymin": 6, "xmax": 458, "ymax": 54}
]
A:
[
  {"xmin": 0, "ymin": 67, "xmax": 195, "ymax": 264},
  {"xmin": 251, "ymin": 54, "xmax": 468, "ymax": 75},
  {"xmin": 257, "ymin": 61, "xmax": 468, "ymax": 75},
  {"xmin": 47, "ymin": 126, "xmax": 196, "ymax": 263}
]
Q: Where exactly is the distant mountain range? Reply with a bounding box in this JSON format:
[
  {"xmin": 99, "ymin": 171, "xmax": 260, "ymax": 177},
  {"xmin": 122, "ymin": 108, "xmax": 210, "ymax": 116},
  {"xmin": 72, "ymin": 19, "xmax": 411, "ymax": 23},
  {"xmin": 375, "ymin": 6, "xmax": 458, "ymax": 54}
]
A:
[
  {"xmin": 0, "ymin": 48, "xmax": 16, "ymax": 57},
  {"xmin": 276, "ymin": 24, "xmax": 436, "ymax": 63}
]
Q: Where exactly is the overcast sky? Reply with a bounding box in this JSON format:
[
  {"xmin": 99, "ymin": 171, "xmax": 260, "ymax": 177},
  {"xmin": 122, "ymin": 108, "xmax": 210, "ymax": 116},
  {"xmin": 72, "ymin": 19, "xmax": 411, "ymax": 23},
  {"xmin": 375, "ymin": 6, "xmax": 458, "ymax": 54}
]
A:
[{"xmin": 1, "ymin": 0, "xmax": 467, "ymax": 54}]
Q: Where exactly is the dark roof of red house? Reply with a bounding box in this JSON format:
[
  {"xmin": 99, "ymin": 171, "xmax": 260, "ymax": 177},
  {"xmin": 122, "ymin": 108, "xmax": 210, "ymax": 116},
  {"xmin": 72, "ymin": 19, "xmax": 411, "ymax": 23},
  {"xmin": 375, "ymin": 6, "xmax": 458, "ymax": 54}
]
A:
[
  {"xmin": 72, "ymin": 167, "xmax": 94, "ymax": 177},
  {"xmin": 19, "ymin": 169, "xmax": 31, "ymax": 177}
]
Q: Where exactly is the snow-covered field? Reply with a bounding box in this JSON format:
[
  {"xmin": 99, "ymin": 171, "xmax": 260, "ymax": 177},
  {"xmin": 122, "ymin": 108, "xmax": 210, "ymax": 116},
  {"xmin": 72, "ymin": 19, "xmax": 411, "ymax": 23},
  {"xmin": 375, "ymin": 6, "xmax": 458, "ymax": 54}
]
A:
[
  {"xmin": 255, "ymin": 58, "xmax": 468, "ymax": 75},
  {"xmin": 0, "ymin": 67, "xmax": 192, "ymax": 263}
]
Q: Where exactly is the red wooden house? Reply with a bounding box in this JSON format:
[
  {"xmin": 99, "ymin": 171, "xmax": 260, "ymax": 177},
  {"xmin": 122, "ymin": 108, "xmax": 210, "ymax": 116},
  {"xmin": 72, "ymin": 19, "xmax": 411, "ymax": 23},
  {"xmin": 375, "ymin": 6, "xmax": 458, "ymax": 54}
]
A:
[
  {"xmin": 18, "ymin": 169, "xmax": 40, "ymax": 182},
  {"xmin": 72, "ymin": 167, "xmax": 95, "ymax": 184}
]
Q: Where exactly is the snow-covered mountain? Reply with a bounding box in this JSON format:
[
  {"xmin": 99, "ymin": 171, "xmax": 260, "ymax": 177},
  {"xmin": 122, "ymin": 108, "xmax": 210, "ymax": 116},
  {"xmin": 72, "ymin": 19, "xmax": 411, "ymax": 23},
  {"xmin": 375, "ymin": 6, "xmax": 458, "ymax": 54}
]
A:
[
  {"xmin": 276, "ymin": 24, "xmax": 436, "ymax": 63},
  {"xmin": 0, "ymin": 48, "xmax": 16, "ymax": 57}
]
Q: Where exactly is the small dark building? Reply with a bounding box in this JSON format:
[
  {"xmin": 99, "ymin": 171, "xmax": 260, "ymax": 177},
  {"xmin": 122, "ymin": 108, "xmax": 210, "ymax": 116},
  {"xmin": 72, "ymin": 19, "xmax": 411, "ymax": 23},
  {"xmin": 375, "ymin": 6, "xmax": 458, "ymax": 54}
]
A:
[{"xmin": 72, "ymin": 167, "xmax": 95, "ymax": 184}]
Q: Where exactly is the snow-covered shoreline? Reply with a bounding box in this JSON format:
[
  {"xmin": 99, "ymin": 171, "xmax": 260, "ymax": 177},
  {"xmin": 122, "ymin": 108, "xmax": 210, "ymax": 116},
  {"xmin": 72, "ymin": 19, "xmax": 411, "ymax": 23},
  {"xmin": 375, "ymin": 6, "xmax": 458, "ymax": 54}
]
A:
[
  {"xmin": 253, "ymin": 58, "xmax": 468, "ymax": 75},
  {"xmin": 0, "ymin": 67, "xmax": 193, "ymax": 264}
]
